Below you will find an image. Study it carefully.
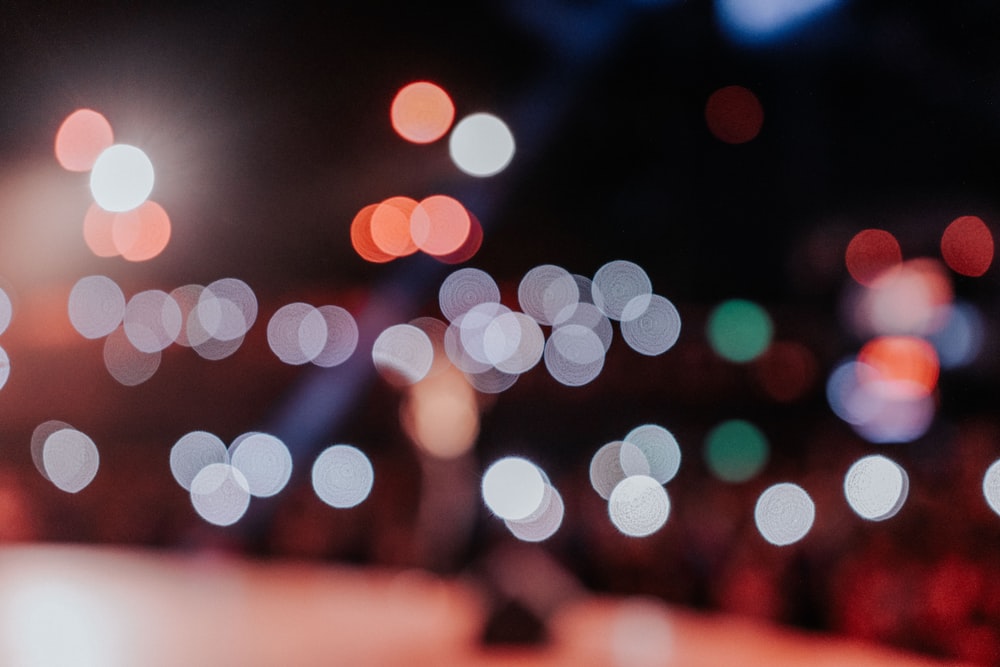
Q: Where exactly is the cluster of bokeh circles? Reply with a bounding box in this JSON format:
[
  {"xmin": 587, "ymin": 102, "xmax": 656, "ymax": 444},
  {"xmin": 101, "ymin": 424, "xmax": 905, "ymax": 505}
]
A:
[
  {"xmin": 369, "ymin": 260, "xmax": 680, "ymax": 394},
  {"xmin": 55, "ymin": 109, "xmax": 170, "ymax": 262},
  {"xmin": 169, "ymin": 431, "xmax": 373, "ymax": 526}
]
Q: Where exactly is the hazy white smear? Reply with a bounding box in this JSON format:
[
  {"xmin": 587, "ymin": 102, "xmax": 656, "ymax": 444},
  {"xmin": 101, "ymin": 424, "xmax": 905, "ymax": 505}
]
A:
[{"xmin": 312, "ymin": 444, "xmax": 375, "ymax": 508}]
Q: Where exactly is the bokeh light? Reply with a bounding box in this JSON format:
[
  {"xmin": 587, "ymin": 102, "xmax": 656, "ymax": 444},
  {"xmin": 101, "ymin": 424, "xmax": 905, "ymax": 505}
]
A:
[
  {"xmin": 31, "ymin": 420, "xmax": 73, "ymax": 482},
  {"xmin": 390, "ymin": 81, "xmax": 455, "ymax": 144},
  {"xmin": 370, "ymin": 196, "xmax": 419, "ymax": 258},
  {"xmin": 410, "ymin": 195, "xmax": 472, "ymax": 257},
  {"xmin": 229, "ymin": 432, "xmax": 293, "ymax": 498},
  {"xmin": 350, "ymin": 203, "xmax": 395, "ymax": 264},
  {"xmin": 103, "ymin": 326, "xmax": 161, "ymax": 386},
  {"xmin": 483, "ymin": 311, "xmax": 545, "ymax": 374},
  {"xmin": 754, "ymin": 482, "xmax": 815, "ymax": 546},
  {"xmin": 590, "ymin": 441, "xmax": 650, "ymax": 500},
  {"xmin": 984, "ymin": 460, "xmax": 1000, "ymax": 517},
  {"xmin": 623, "ymin": 424, "xmax": 682, "ymax": 484},
  {"xmin": 372, "ymin": 323, "xmax": 435, "ymax": 386},
  {"xmin": 544, "ymin": 323, "xmax": 606, "ymax": 387},
  {"xmin": 941, "ymin": 215, "xmax": 993, "ymax": 277},
  {"xmin": 844, "ymin": 454, "xmax": 909, "ymax": 521},
  {"xmin": 0, "ymin": 346, "xmax": 8, "ymax": 392},
  {"xmin": 481, "ymin": 456, "xmax": 546, "ymax": 521},
  {"xmin": 169, "ymin": 431, "xmax": 229, "ymax": 491},
  {"xmin": 518, "ymin": 264, "xmax": 580, "ymax": 326},
  {"xmin": 705, "ymin": 85, "xmax": 763, "ymax": 144},
  {"xmin": 190, "ymin": 463, "xmax": 251, "ymax": 526},
  {"xmin": 926, "ymin": 301, "xmax": 984, "ymax": 369},
  {"xmin": 42, "ymin": 428, "xmax": 100, "ymax": 493},
  {"xmin": 844, "ymin": 228, "xmax": 902, "ymax": 287},
  {"xmin": 89, "ymin": 144, "xmax": 155, "ymax": 213},
  {"xmin": 438, "ymin": 267, "xmax": 501, "ymax": 322},
  {"xmin": 608, "ymin": 475, "xmax": 670, "ymax": 537},
  {"xmin": 552, "ymin": 302, "xmax": 614, "ymax": 351},
  {"xmin": 449, "ymin": 112, "xmax": 515, "ymax": 177},
  {"xmin": 122, "ymin": 290, "xmax": 181, "ymax": 353},
  {"xmin": 591, "ymin": 260, "xmax": 652, "ymax": 322},
  {"xmin": 704, "ymin": 419, "xmax": 769, "ymax": 482},
  {"xmin": 433, "ymin": 210, "xmax": 484, "ymax": 264},
  {"xmin": 267, "ymin": 302, "xmax": 326, "ymax": 365},
  {"xmin": 312, "ymin": 305, "xmax": 359, "ymax": 368},
  {"xmin": 82, "ymin": 203, "xmax": 119, "ymax": 258},
  {"xmin": 620, "ymin": 294, "xmax": 681, "ymax": 356},
  {"xmin": 707, "ymin": 298, "xmax": 773, "ymax": 363},
  {"xmin": 111, "ymin": 199, "xmax": 171, "ymax": 262},
  {"xmin": 505, "ymin": 483, "xmax": 564, "ymax": 542},
  {"xmin": 400, "ymin": 366, "xmax": 479, "ymax": 459},
  {"xmin": 68, "ymin": 275, "xmax": 125, "ymax": 340},
  {"xmin": 850, "ymin": 258, "xmax": 952, "ymax": 338},
  {"xmin": 857, "ymin": 335, "xmax": 939, "ymax": 399},
  {"xmin": 312, "ymin": 444, "xmax": 375, "ymax": 508},
  {"xmin": 54, "ymin": 109, "xmax": 114, "ymax": 172},
  {"xmin": 715, "ymin": 0, "xmax": 842, "ymax": 45},
  {"xmin": 195, "ymin": 278, "xmax": 258, "ymax": 343}
]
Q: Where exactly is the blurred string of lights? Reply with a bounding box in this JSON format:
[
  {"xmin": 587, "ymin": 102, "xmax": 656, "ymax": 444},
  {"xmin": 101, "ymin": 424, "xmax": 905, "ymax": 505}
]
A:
[{"xmin": 13, "ymin": 4, "xmax": 1000, "ymax": 551}]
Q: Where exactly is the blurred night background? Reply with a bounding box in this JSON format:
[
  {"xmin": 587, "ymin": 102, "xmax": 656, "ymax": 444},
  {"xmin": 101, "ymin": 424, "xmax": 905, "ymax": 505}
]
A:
[{"xmin": 0, "ymin": 1, "xmax": 999, "ymax": 665}]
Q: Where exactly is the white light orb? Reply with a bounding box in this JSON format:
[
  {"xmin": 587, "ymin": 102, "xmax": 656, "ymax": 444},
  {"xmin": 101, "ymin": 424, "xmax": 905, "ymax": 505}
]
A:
[
  {"xmin": 481, "ymin": 456, "xmax": 546, "ymax": 521},
  {"xmin": 449, "ymin": 113, "xmax": 515, "ymax": 177},
  {"xmin": 89, "ymin": 144, "xmax": 155, "ymax": 212}
]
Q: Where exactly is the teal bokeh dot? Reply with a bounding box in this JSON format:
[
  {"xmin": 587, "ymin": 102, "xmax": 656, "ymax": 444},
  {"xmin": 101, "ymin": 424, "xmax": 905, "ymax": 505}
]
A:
[
  {"xmin": 707, "ymin": 299, "xmax": 773, "ymax": 362},
  {"xmin": 704, "ymin": 419, "xmax": 769, "ymax": 482}
]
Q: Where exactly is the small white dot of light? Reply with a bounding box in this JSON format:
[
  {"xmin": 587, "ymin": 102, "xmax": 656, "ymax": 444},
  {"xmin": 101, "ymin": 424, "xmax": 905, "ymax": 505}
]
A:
[
  {"xmin": 267, "ymin": 302, "xmax": 324, "ymax": 365},
  {"xmin": 68, "ymin": 275, "xmax": 125, "ymax": 339},
  {"xmin": 983, "ymin": 460, "xmax": 1000, "ymax": 517},
  {"xmin": 169, "ymin": 431, "xmax": 229, "ymax": 491},
  {"xmin": 229, "ymin": 432, "xmax": 293, "ymax": 498},
  {"xmin": 372, "ymin": 323, "xmax": 435, "ymax": 385},
  {"xmin": 438, "ymin": 267, "xmax": 501, "ymax": 322},
  {"xmin": 31, "ymin": 420, "xmax": 73, "ymax": 481},
  {"xmin": 505, "ymin": 484, "xmax": 565, "ymax": 542},
  {"xmin": 465, "ymin": 367, "xmax": 520, "ymax": 394},
  {"xmin": 448, "ymin": 112, "xmax": 516, "ymax": 177},
  {"xmin": 844, "ymin": 454, "xmax": 909, "ymax": 521},
  {"xmin": 826, "ymin": 359, "xmax": 881, "ymax": 426},
  {"xmin": 190, "ymin": 463, "xmax": 251, "ymax": 526},
  {"xmin": 103, "ymin": 326, "xmax": 160, "ymax": 386},
  {"xmin": 608, "ymin": 475, "xmax": 670, "ymax": 537},
  {"xmin": 754, "ymin": 483, "xmax": 815, "ymax": 546},
  {"xmin": 0, "ymin": 345, "xmax": 9, "ymax": 391},
  {"xmin": 609, "ymin": 598, "xmax": 675, "ymax": 667},
  {"xmin": 312, "ymin": 305, "xmax": 359, "ymax": 368},
  {"xmin": 488, "ymin": 312, "xmax": 545, "ymax": 374},
  {"xmin": 89, "ymin": 144, "xmax": 155, "ymax": 212},
  {"xmin": 0, "ymin": 287, "xmax": 12, "ymax": 336},
  {"xmin": 623, "ymin": 424, "xmax": 682, "ymax": 484},
  {"xmin": 517, "ymin": 264, "xmax": 580, "ymax": 326},
  {"xmin": 591, "ymin": 260, "xmax": 653, "ymax": 322},
  {"xmin": 552, "ymin": 302, "xmax": 614, "ymax": 351},
  {"xmin": 168, "ymin": 284, "xmax": 204, "ymax": 347},
  {"xmin": 544, "ymin": 325, "xmax": 606, "ymax": 387},
  {"xmin": 927, "ymin": 302, "xmax": 985, "ymax": 369},
  {"xmin": 444, "ymin": 315, "xmax": 493, "ymax": 374},
  {"xmin": 312, "ymin": 444, "xmax": 375, "ymax": 508},
  {"xmin": 192, "ymin": 334, "xmax": 244, "ymax": 361},
  {"xmin": 123, "ymin": 290, "xmax": 182, "ymax": 353},
  {"xmin": 481, "ymin": 456, "xmax": 547, "ymax": 521},
  {"xmin": 852, "ymin": 391, "xmax": 935, "ymax": 444},
  {"xmin": 199, "ymin": 278, "xmax": 258, "ymax": 341},
  {"xmin": 459, "ymin": 302, "xmax": 511, "ymax": 366},
  {"xmin": 620, "ymin": 294, "xmax": 682, "ymax": 356},
  {"xmin": 42, "ymin": 428, "xmax": 100, "ymax": 493},
  {"xmin": 589, "ymin": 441, "xmax": 649, "ymax": 500}
]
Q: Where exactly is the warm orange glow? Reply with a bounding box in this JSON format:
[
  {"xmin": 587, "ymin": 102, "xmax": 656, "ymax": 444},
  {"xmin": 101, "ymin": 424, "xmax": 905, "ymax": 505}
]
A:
[
  {"xmin": 54, "ymin": 109, "xmax": 114, "ymax": 172},
  {"xmin": 845, "ymin": 229, "xmax": 902, "ymax": 286},
  {"xmin": 390, "ymin": 81, "xmax": 455, "ymax": 144},
  {"xmin": 434, "ymin": 211, "xmax": 483, "ymax": 265},
  {"xmin": 371, "ymin": 196, "xmax": 419, "ymax": 257},
  {"xmin": 350, "ymin": 203, "xmax": 395, "ymax": 263},
  {"xmin": 401, "ymin": 365, "xmax": 479, "ymax": 459},
  {"xmin": 82, "ymin": 202, "xmax": 119, "ymax": 258},
  {"xmin": 411, "ymin": 195, "xmax": 472, "ymax": 257},
  {"xmin": 857, "ymin": 335, "xmax": 940, "ymax": 398},
  {"xmin": 112, "ymin": 200, "xmax": 171, "ymax": 262},
  {"xmin": 941, "ymin": 215, "xmax": 993, "ymax": 277},
  {"xmin": 705, "ymin": 85, "xmax": 763, "ymax": 144}
]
